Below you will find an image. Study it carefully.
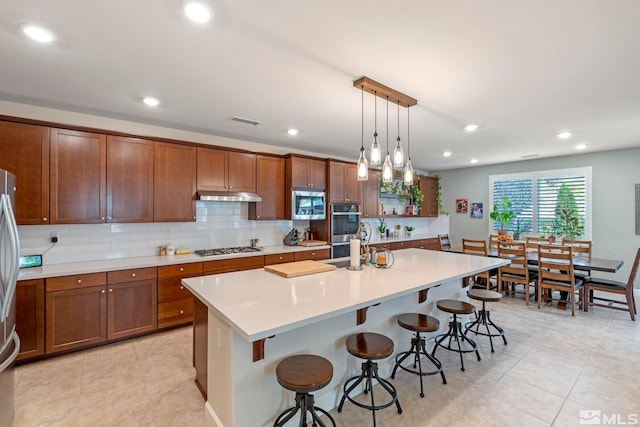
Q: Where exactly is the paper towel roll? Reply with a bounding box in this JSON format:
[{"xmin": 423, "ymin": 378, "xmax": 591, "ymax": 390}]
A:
[{"xmin": 350, "ymin": 239, "xmax": 360, "ymax": 267}]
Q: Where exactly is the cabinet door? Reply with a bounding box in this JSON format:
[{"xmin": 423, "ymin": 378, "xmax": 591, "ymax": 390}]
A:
[
  {"xmin": 344, "ymin": 163, "xmax": 362, "ymax": 203},
  {"xmin": 329, "ymin": 162, "xmax": 345, "ymax": 203},
  {"xmin": 249, "ymin": 155, "xmax": 284, "ymax": 220},
  {"xmin": 294, "ymin": 248, "xmax": 330, "ymax": 261},
  {"xmin": 228, "ymin": 152, "xmax": 257, "ymax": 192},
  {"xmin": 46, "ymin": 285, "xmax": 107, "ymax": 354},
  {"xmin": 419, "ymin": 176, "xmax": 438, "ymax": 217},
  {"xmin": 289, "ymin": 156, "xmax": 310, "ymax": 188},
  {"xmin": 308, "ymin": 159, "xmax": 326, "ymax": 189},
  {"xmin": 107, "ymin": 279, "xmax": 157, "ymax": 340},
  {"xmin": 16, "ymin": 279, "xmax": 45, "ymax": 361},
  {"xmin": 50, "ymin": 128, "xmax": 106, "ymax": 224},
  {"xmin": 0, "ymin": 121, "xmax": 49, "ymax": 225},
  {"xmin": 264, "ymin": 252, "xmax": 295, "ymax": 265},
  {"xmin": 362, "ymin": 170, "xmax": 380, "ymax": 218},
  {"xmin": 197, "ymin": 147, "xmax": 227, "ymax": 191},
  {"xmin": 155, "ymin": 142, "xmax": 196, "ymax": 222},
  {"xmin": 107, "ymin": 135, "xmax": 154, "ymax": 223}
]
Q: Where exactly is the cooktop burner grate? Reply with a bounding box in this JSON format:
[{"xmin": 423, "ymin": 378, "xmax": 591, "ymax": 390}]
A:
[{"xmin": 194, "ymin": 246, "xmax": 262, "ymax": 257}]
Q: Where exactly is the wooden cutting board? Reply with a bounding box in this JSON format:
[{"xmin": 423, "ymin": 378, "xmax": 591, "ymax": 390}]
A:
[
  {"xmin": 298, "ymin": 240, "xmax": 328, "ymax": 247},
  {"xmin": 264, "ymin": 260, "xmax": 336, "ymax": 278}
]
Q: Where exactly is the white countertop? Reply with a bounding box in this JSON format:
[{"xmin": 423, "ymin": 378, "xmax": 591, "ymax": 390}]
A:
[
  {"xmin": 17, "ymin": 244, "xmax": 330, "ymax": 280},
  {"xmin": 182, "ymin": 248, "xmax": 509, "ymax": 342}
]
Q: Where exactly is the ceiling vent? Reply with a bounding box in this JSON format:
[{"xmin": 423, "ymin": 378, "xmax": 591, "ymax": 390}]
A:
[
  {"xmin": 521, "ymin": 154, "xmax": 539, "ymax": 158},
  {"xmin": 228, "ymin": 116, "xmax": 261, "ymax": 126}
]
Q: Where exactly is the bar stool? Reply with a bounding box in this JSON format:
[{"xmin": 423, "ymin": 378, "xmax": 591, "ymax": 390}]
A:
[
  {"xmin": 337, "ymin": 332, "xmax": 402, "ymax": 426},
  {"xmin": 274, "ymin": 354, "xmax": 336, "ymax": 427},
  {"xmin": 391, "ymin": 313, "xmax": 447, "ymax": 397},
  {"xmin": 432, "ymin": 299, "xmax": 481, "ymax": 371},
  {"xmin": 465, "ymin": 289, "xmax": 507, "ymax": 353}
]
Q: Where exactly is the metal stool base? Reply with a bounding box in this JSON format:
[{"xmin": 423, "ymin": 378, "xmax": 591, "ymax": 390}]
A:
[
  {"xmin": 337, "ymin": 360, "xmax": 402, "ymax": 427},
  {"xmin": 464, "ymin": 302, "xmax": 507, "ymax": 353},
  {"xmin": 432, "ymin": 313, "xmax": 481, "ymax": 371},
  {"xmin": 391, "ymin": 332, "xmax": 447, "ymax": 397},
  {"xmin": 274, "ymin": 391, "xmax": 336, "ymax": 427}
]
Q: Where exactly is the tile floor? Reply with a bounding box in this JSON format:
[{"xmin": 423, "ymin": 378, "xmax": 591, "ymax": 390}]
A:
[{"xmin": 14, "ymin": 295, "xmax": 639, "ymax": 427}]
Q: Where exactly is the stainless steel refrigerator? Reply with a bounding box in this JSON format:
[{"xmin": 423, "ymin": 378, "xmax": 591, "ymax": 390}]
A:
[{"xmin": 0, "ymin": 168, "xmax": 20, "ymax": 427}]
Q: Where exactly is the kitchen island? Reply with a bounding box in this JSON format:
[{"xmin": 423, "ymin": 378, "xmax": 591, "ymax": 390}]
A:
[{"xmin": 182, "ymin": 248, "xmax": 508, "ymax": 427}]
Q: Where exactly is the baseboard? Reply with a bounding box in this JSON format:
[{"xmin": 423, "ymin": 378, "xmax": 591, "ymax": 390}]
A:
[{"xmin": 204, "ymin": 401, "xmax": 224, "ymax": 427}]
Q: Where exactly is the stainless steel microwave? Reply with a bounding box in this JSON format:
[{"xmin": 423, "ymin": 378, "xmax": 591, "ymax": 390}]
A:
[{"xmin": 292, "ymin": 190, "xmax": 326, "ymax": 220}]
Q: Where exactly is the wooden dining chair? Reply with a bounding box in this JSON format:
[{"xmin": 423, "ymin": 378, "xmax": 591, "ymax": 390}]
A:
[
  {"xmin": 525, "ymin": 236, "xmax": 550, "ymax": 251},
  {"xmin": 537, "ymin": 244, "xmax": 583, "ymax": 316},
  {"xmin": 462, "ymin": 239, "xmax": 495, "ymax": 289},
  {"xmin": 562, "ymin": 238, "xmax": 593, "ymax": 282},
  {"xmin": 438, "ymin": 234, "xmax": 451, "ymax": 251},
  {"xmin": 583, "ymin": 248, "xmax": 639, "ymax": 321},
  {"xmin": 489, "ymin": 234, "xmax": 499, "ymax": 250},
  {"xmin": 497, "ymin": 242, "xmax": 537, "ymax": 305}
]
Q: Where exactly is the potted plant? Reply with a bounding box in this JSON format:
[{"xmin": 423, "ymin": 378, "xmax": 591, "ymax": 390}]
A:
[
  {"xmin": 405, "ymin": 225, "xmax": 415, "ymax": 237},
  {"xmin": 489, "ymin": 197, "xmax": 515, "ymax": 235},
  {"xmin": 377, "ymin": 218, "xmax": 388, "ymax": 238}
]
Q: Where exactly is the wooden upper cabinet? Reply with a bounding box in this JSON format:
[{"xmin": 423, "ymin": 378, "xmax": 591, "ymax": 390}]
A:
[
  {"xmin": 419, "ymin": 176, "xmax": 439, "ymax": 217},
  {"xmin": 106, "ymin": 136, "xmax": 154, "ymax": 223},
  {"xmin": 362, "ymin": 170, "xmax": 380, "ymax": 218},
  {"xmin": 154, "ymin": 142, "xmax": 196, "ymax": 222},
  {"xmin": 0, "ymin": 121, "xmax": 50, "ymax": 225},
  {"xmin": 248, "ymin": 155, "xmax": 284, "ymax": 220},
  {"xmin": 50, "ymin": 128, "xmax": 106, "ymax": 224},
  {"xmin": 197, "ymin": 147, "xmax": 256, "ymax": 193},
  {"xmin": 286, "ymin": 156, "xmax": 326, "ymax": 189},
  {"xmin": 329, "ymin": 161, "xmax": 361, "ymax": 204}
]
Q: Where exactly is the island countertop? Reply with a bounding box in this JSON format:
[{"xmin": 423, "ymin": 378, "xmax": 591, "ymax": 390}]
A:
[{"xmin": 182, "ymin": 248, "xmax": 509, "ymax": 342}]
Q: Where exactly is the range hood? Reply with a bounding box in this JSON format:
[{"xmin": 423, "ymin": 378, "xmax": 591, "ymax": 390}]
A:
[{"xmin": 196, "ymin": 190, "xmax": 262, "ymax": 202}]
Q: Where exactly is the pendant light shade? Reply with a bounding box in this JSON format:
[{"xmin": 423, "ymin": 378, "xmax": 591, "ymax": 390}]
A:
[
  {"xmin": 404, "ymin": 105, "xmax": 414, "ymax": 185},
  {"xmin": 370, "ymin": 92, "xmax": 381, "ymax": 166},
  {"xmin": 356, "ymin": 85, "xmax": 368, "ymax": 181},
  {"xmin": 382, "ymin": 96, "xmax": 393, "ymax": 183},
  {"xmin": 393, "ymin": 101, "xmax": 404, "ymax": 167}
]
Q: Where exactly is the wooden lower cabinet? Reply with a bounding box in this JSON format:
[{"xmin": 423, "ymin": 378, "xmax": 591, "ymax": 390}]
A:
[
  {"xmin": 264, "ymin": 252, "xmax": 296, "ymax": 265},
  {"xmin": 203, "ymin": 256, "xmax": 265, "ymax": 274},
  {"xmin": 193, "ymin": 298, "xmax": 208, "ymax": 399},
  {"xmin": 412, "ymin": 238, "xmax": 440, "ymax": 250},
  {"xmin": 294, "ymin": 248, "xmax": 330, "ymax": 261},
  {"xmin": 16, "ymin": 279, "xmax": 45, "ymax": 361},
  {"xmin": 390, "ymin": 241, "xmax": 411, "ymax": 250},
  {"xmin": 107, "ymin": 267, "xmax": 158, "ymax": 340},
  {"xmin": 158, "ymin": 262, "xmax": 203, "ymax": 328}
]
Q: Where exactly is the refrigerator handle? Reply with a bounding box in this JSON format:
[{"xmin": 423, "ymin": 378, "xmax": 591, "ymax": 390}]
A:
[
  {"xmin": 0, "ymin": 195, "xmax": 20, "ymax": 322},
  {"xmin": 0, "ymin": 333, "xmax": 20, "ymax": 371}
]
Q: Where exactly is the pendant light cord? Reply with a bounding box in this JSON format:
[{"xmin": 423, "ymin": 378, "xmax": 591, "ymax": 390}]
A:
[
  {"xmin": 361, "ymin": 85, "xmax": 364, "ymax": 149},
  {"xmin": 407, "ymin": 107, "xmax": 410, "ymax": 158},
  {"xmin": 386, "ymin": 96, "xmax": 389, "ymax": 154},
  {"xmin": 397, "ymin": 100, "xmax": 400, "ymax": 142}
]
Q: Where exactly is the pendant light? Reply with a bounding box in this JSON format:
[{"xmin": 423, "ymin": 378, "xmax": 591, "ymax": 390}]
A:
[
  {"xmin": 356, "ymin": 85, "xmax": 368, "ymax": 181},
  {"xmin": 382, "ymin": 96, "xmax": 393, "ymax": 183},
  {"xmin": 393, "ymin": 100, "xmax": 404, "ymax": 167},
  {"xmin": 404, "ymin": 106, "xmax": 414, "ymax": 185},
  {"xmin": 370, "ymin": 91, "xmax": 381, "ymax": 166}
]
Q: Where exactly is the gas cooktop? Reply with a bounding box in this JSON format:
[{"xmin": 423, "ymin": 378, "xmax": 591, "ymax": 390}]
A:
[{"xmin": 194, "ymin": 246, "xmax": 262, "ymax": 257}]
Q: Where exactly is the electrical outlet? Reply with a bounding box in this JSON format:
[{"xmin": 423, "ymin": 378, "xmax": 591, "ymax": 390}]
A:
[{"xmin": 50, "ymin": 231, "xmax": 59, "ymax": 243}]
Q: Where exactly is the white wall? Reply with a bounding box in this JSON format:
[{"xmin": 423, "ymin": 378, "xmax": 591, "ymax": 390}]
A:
[{"xmin": 437, "ymin": 147, "xmax": 640, "ymax": 281}]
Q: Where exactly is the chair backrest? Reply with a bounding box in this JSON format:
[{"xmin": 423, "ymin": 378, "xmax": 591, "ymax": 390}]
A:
[
  {"xmin": 462, "ymin": 238, "xmax": 488, "ymax": 256},
  {"xmin": 438, "ymin": 234, "xmax": 451, "ymax": 251},
  {"xmin": 498, "ymin": 242, "xmax": 527, "ymax": 270},
  {"xmin": 537, "ymin": 244, "xmax": 574, "ymax": 286},
  {"xmin": 526, "ymin": 236, "xmax": 549, "ymax": 251},
  {"xmin": 561, "ymin": 238, "xmax": 592, "ymax": 258},
  {"xmin": 489, "ymin": 234, "xmax": 499, "ymax": 250},
  {"xmin": 626, "ymin": 248, "xmax": 640, "ymax": 287}
]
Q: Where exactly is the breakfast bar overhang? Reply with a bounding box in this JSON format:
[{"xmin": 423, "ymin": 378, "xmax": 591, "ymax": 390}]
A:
[{"xmin": 182, "ymin": 248, "xmax": 509, "ymax": 427}]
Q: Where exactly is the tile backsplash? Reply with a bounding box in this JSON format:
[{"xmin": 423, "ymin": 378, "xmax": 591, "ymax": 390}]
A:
[{"xmin": 18, "ymin": 201, "xmax": 450, "ymax": 265}]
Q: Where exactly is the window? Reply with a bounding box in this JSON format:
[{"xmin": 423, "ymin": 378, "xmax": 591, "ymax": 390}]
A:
[{"xmin": 489, "ymin": 167, "xmax": 592, "ymax": 239}]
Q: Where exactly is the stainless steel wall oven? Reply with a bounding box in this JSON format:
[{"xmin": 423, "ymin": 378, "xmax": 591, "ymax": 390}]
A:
[{"xmin": 330, "ymin": 203, "xmax": 361, "ymax": 258}]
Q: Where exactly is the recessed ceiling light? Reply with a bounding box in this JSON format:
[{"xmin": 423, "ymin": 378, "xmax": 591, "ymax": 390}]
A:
[
  {"xmin": 575, "ymin": 144, "xmax": 587, "ymax": 150},
  {"xmin": 142, "ymin": 97, "xmax": 160, "ymax": 107},
  {"xmin": 442, "ymin": 151, "xmax": 452, "ymax": 157},
  {"xmin": 21, "ymin": 25, "xmax": 55, "ymax": 43},
  {"xmin": 287, "ymin": 129, "xmax": 299, "ymax": 136},
  {"xmin": 464, "ymin": 124, "xmax": 479, "ymax": 132},
  {"xmin": 557, "ymin": 131, "xmax": 572, "ymax": 139},
  {"xmin": 470, "ymin": 158, "xmax": 479, "ymax": 164},
  {"xmin": 184, "ymin": 2, "xmax": 211, "ymax": 23}
]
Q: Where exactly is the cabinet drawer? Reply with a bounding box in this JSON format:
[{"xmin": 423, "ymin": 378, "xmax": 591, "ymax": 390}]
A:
[
  {"xmin": 107, "ymin": 267, "xmax": 157, "ymax": 284},
  {"xmin": 46, "ymin": 272, "xmax": 107, "ymax": 292},
  {"xmin": 158, "ymin": 275, "xmax": 196, "ymax": 303},
  {"xmin": 294, "ymin": 248, "xmax": 330, "ymax": 261},
  {"xmin": 158, "ymin": 298, "xmax": 194, "ymax": 328},
  {"xmin": 390, "ymin": 241, "xmax": 411, "ymax": 250},
  {"xmin": 413, "ymin": 238, "xmax": 440, "ymax": 250},
  {"xmin": 371, "ymin": 243, "xmax": 391, "ymax": 251},
  {"xmin": 203, "ymin": 255, "xmax": 265, "ymax": 274},
  {"xmin": 158, "ymin": 262, "xmax": 203, "ymax": 278},
  {"xmin": 264, "ymin": 253, "xmax": 295, "ymax": 265}
]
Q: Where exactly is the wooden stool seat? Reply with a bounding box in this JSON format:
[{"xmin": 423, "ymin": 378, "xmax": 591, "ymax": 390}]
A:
[
  {"xmin": 345, "ymin": 332, "xmax": 394, "ymax": 360},
  {"xmin": 468, "ymin": 289, "xmax": 503, "ymax": 302},
  {"xmin": 436, "ymin": 299, "xmax": 475, "ymax": 315},
  {"xmin": 276, "ymin": 354, "xmax": 333, "ymax": 393},
  {"xmin": 397, "ymin": 313, "xmax": 440, "ymax": 332}
]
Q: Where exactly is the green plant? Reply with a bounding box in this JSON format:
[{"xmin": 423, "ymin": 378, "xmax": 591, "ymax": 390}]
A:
[
  {"xmin": 404, "ymin": 182, "xmax": 424, "ymax": 204},
  {"xmin": 405, "ymin": 225, "xmax": 415, "ymax": 232},
  {"xmin": 377, "ymin": 218, "xmax": 388, "ymax": 235},
  {"xmin": 490, "ymin": 197, "xmax": 515, "ymax": 230},
  {"xmin": 433, "ymin": 175, "xmax": 447, "ymax": 215},
  {"xmin": 554, "ymin": 208, "xmax": 584, "ymax": 239}
]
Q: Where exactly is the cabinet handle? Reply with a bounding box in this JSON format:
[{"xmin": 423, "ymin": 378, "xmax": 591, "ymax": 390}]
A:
[
  {"xmin": 179, "ymin": 267, "xmax": 184, "ymax": 272},
  {"xmin": 179, "ymin": 310, "xmax": 184, "ymax": 315},
  {"xmin": 109, "ymin": 288, "xmax": 113, "ymax": 293},
  {"xmin": 131, "ymin": 273, "xmax": 136, "ymax": 277},
  {"xmin": 278, "ymin": 256, "xmax": 283, "ymax": 260},
  {"xmin": 311, "ymin": 252, "xmax": 316, "ymax": 256},
  {"xmin": 77, "ymin": 279, "xmax": 82, "ymax": 284},
  {"xmin": 42, "ymin": 217, "xmax": 47, "ymax": 222},
  {"xmin": 180, "ymin": 286, "xmax": 184, "ymax": 290},
  {"xmin": 101, "ymin": 217, "xmax": 105, "ymax": 220},
  {"xmin": 101, "ymin": 289, "xmax": 105, "ymax": 294},
  {"xmin": 228, "ymin": 186, "xmax": 232, "ymax": 189}
]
